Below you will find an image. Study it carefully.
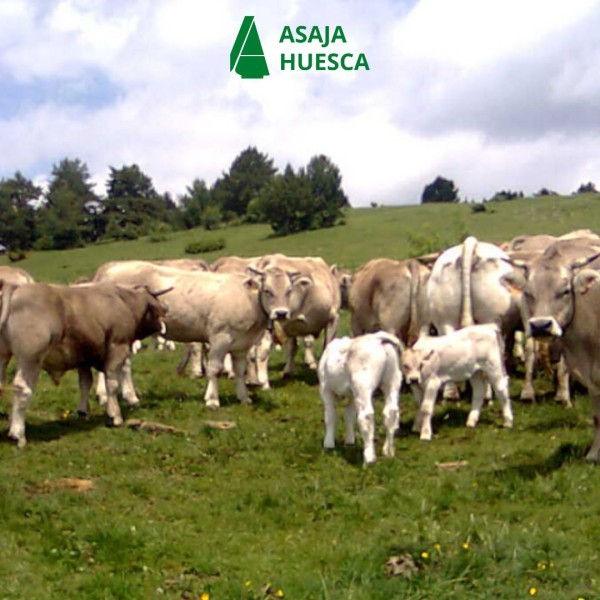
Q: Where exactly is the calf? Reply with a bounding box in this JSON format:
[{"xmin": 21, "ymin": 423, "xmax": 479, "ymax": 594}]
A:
[
  {"xmin": 318, "ymin": 332, "xmax": 403, "ymax": 466},
  {"xmin": 402, "ymin": 324, "xmax": 514, "ymax": 441}
]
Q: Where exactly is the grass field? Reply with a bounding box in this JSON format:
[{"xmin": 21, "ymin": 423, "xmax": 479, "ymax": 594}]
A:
[{"xmin": 1, "ymin": 194, "xmax": 600, "ymax": 599}]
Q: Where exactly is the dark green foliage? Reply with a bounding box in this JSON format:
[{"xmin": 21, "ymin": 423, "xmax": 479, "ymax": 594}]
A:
[
  {"xmin": 421, "ymin": 176, "xmax": 459, "ymax": 204},
  {"xmin": 253, "ymin": 156, "xmax": 349, "ymax": 236},
  {"xmin": 212, "ymin": 146, "xmax": 276, "ymax": 218},
  {"xmin": 0, "ymin": 172, "xmax": 41, "ymax": 251},
  {"xmin": 7, "ymin": 249, "xmax": 26, "ymax": 262},
  {"xmin": 179, "ymin": 178, "xmax": 223, "ymax": 230},
  {"xmin": 535, "ymin": 187, "xmax": 558, "ymax": 197},
  {"xmin": 471, "ymin": 202, "xmax": 487, "ymax": 213},
  {"xmin": 104, "ymin": 164, "xmax": 176, "ymax": 240},
  {"xmin": 575, "ymin": 182, "xmax": 597, "ymax": 194},
  {"xmin": 184, "ymin": 238, "xmax": 226, "ymax": 254},
  {"xmin": 489, "ymin": 190, "xmax": 524, "ymax": 202}
]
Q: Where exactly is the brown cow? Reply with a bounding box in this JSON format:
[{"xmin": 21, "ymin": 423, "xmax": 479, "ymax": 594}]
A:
[{"xmin": 0, "ymin": 282, "xmax": 168, "ymax": 447}]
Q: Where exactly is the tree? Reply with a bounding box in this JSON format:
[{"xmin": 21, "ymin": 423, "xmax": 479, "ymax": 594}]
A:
[
  {"xmin": 575, "ymin": 182, "xmax": 597, "ymax": 195},
  {"xmin": 305, "ymin": 155, "xmax": 349, "ymax": 228},
  {"xmin": 0, "ymin": 172, "xmax": 41, "ymax": 250},
  {"xmin": 179, "ymin": 178, "xmax": 217, "ymax": 229},
  {"xmin": 104, "ymin": 164, "xmax": 173, "ymax": 239},
  {"xmin": 212, "ymin": 146, "xmax": 276, "ymax": 219},
  {"xmin": 421, "ymin": 176, "xmax": 459, "ymax": 204},
  {"xmin": 252, "ymin": 164, "xmax": 313, "ymax": 235},
  {"xmin": 38, "ymin": 158, "xmax": 102, "ymax": 247}
]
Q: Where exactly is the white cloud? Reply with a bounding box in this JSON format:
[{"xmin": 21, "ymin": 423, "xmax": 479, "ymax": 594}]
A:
[{"xmin": 0, "ymin": 0, "xmax": 600, "ymax": 206}]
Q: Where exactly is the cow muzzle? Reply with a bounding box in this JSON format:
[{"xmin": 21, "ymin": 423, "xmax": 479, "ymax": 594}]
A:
[
  {"xmin": 406, "ymin": 376, "xmax": 421, "ymax": 386},
  {"xmin": 528, "ymin": 317, "xmax": 562, "ymax": 339},
  {"xmin": 159, "ymin": 319, "xmax": 167, "ymax": 335},
  {"xmin": 270, "ymin": 308, "xmax": 290, "ymax": 321}
]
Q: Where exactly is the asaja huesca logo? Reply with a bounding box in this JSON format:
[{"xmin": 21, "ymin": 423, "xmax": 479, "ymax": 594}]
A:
[
  {"xmin": 230, "ymin": 16, "xmax": 269, "ymax": 79},
  {"xmin": 231, "ymin": 18, "xmax": 369, "ymax": 78}
]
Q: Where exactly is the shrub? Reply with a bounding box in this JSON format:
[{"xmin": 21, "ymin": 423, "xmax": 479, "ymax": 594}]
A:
[
  {"xmin": 7, "ymin": 249, "xmax": 27, "ymax": 262},
  {"xmin": 184, "ymin": 238, "xmax": 226, "ymax": 254},
  {"xmin": 471, "ymin": 202, "xmax": 487, "ymax": 213},
  {"xmin": 147, "ymin": 233, "xmax": 171, "ymax": 243}
]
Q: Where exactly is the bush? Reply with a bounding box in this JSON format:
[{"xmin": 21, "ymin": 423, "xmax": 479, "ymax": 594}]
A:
[
  {"xmin": 184, "ymin": 238, "xmax": 226, "ymax": 254},
  {"xmin": 471, "ymin": 202, "xmax": 487, "ymax": 213},
  {"xmin": 147, "ymin": 233, "xmax": 171, "ymax": 243},
  {"xmin": 7, "ymin": 249, "xmax": 27, "ymax": 262}
]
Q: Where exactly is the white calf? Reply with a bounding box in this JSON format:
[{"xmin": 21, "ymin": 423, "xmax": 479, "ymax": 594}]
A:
[
  {"xmin": 401, "ymin": 324, "xmax": 514, "ymax": 441},
  {"xmin": 318, "ymin": 332, "xmax": 403, "ymax": 466}
]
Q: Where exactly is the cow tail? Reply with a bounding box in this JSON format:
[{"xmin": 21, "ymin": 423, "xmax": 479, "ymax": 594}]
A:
[
  {"xmin": 375, "ymin": 331, "xmax": 405, "ymax": 353},
  {"xmin": 407, "ymin": 259, "xmax": 421, "ymax": 345},
  {"xmin": 460, "ymin": 236, "xmax": 478, "ymax": 328},
  {"xmin": 0, "ymin": 281, "xmax": 15, "ymax": 331}
]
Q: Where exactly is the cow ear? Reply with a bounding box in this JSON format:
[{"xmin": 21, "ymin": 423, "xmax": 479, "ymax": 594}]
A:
[
  {"xmin": 573, "ymin": 269, "xmax": 600, "ymax": 296},
  {"xmin": 500, "ymin": 271, "xmax": 526, "ymax": 296},
  {"xmin": 292, "ymin": 276, "xmax": 313, "ymax": 289},
  {"xmin": 243, "ymin": 277, "xmax": 260, "ymax": 293}
]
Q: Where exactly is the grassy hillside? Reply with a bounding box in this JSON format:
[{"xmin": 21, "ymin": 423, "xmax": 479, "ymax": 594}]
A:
[
  {"xmin": 6, "ymin": 192, "xmax": 599, "ymax": 283},
  {"xmin": 0, "ymin": 194, "xmax": 600, "ymax": 599}
]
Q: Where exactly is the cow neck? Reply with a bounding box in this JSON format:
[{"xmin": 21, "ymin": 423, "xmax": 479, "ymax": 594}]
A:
[{"xmin": 257, "ymin": 286, "xmax": 271, "ymax": 324}]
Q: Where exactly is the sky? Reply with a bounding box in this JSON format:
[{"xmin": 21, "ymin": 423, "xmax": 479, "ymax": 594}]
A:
[{"xmin": 1, "ymin": 0, "xmax": 600, "ymax": 207}]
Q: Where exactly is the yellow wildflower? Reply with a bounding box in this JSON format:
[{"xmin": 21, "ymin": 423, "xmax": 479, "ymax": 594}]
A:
[
  {"xmin": 461, "ymin": 542, "xmax": 470, "ymax": 550},
  {"xmin": 537, "ymin": 561, "xmax": 547, "ymax": 570},
  {"xmin": 529, "ymin": 587, "xmax": 537, "ymax": 596},
  {"xmin": 200, "ymin": 593, "xmax": 210, "ymax": 600},
  {"xmin": 420, "ymin": 551, "xmax": 429, "ymax": 559},
  {"xmin": 244, "ymin": 580, "xmax": 252, "ymax": 587},
  {"xmin": 434, "ymin": 543, "xmax": 442, "ymax": 552},
  {"xmin": 276, "ymin": 590, "xmax": 285, "ymax": 598}
]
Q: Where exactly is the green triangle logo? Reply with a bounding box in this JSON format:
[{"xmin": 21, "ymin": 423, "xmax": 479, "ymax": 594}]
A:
[{"xmin": 231, "ymin": 16, "xmax": 270, "ymax": 79}]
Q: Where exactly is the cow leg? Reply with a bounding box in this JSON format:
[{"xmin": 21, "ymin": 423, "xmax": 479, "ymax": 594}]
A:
[
  {"xmin": 418, "ymin": 380, "xmax": 440, "ymax": 441},
  {"xmin": 442, "ymin": 381, "xmax": 460, "ymax": 400},
  {"xmin": 95, "ymin": 372, "xmax": 108, "ymax": 406},
  {"xmin": 466, "ymin": 371, "xmax": 486, "ymax": 428},
  {"xmin": 586, "ymin": 394, "xmax": 600, "ymax": 462},
  {"xmin": 355, "ymin": 393, "xmax": 376, "ymax": 465},
  {"xmin": 490, "ymin": 372, "xmax": 514, "ymax": 429},
  {"xmin": 103, "ymin": 347, "xmax": 131, "ymax": 427},
  {"xmin": 119, "ymin": 358, "xmax": 140, "ymax": 407},
  {"xmin": 520, "ymin": 336, "xmax": 536, "ymax": 402},
  {"xmin": 251, "ymin": 331, "xmax": 272, "ymax": 390},
  {"xmin": 381, "ymin": 377, "xmax": 401, "ymax": 458},
  {"xmin": 176, "ymin": 343, "xmax": 204, "ymax": 378},
  {"xmin": 324, "ymin": 314, "xmax": 339, "ymax": 347},
  {"xmin": 303, "ymin": 335, "xmax": 318, "ymax": 370},
  {"xmin": 204, "ymin": 336, "xmax": 230, "ymax": 409},
  {"xmin": 283, "ymin": 337, "xmax": 298, "ymax": 378},
  {"xmin": 223, "ymin": 353, "xmax": 234, "ymax": 379},
  {"xmin": 344, "ymin": 401, "xmax": 357, "ymax": 446},
  {"xmin": 321, "ymin": 388, "xmax": 337, "ymax": 449},
  {"xmin": 77, "ymin": 367, "xmax": 93, "ymax": 418},
  {"xmin": 8, "ymin": 363, "xmax": 41, "ymax": 448},
  {"xmin": 231, "ymin": 352, "xmax": 252, "ymax": 405},
  {"xmin": 555, "ymin": 355, "xmax": 572, "ymax": 408},
  {"xmin": 0, "ymin": 349, "xmax": 11, "ymax": 393}
]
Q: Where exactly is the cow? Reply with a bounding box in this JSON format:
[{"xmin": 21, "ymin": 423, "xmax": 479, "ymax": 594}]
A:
[
  {"xmin": 0, "ymin": 266, "xmax": 35, "ymax": 390},
  {"xmin": 93, "ymin": 261, "xmax": 299, "ymax": 408},
  {"xmin": 349, "ymin": 258, "xmax": 430, "ymax": 345},
  {"xmin": 254, "ymin": 254, "xmax": 341, "ymax": 377},
  {"xmin": 0, "ymin": 281, "xmax": 168, "ymax": 447},
  {"xmin": 318, "ymin": 332, "xmax": 403, "ymax": 466},
  {"xmin": 504, "ymin": 239, "xmax": 600, "ymax": 461},
  {"xmin": 426, "ymin": 236, "xmax": 522, "ymax": 399},
  {"xmin": 401, "ymin": 324, "xmax": 514, "ymax": 441}
]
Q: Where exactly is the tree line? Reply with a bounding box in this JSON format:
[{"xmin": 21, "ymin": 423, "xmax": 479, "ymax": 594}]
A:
[{"xmin": 0, "ymin": 148, "xmax": 349, "ymax": 252}]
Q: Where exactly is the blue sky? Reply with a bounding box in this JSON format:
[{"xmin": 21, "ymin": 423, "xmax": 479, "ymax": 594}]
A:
[{"xmin": 0, "ymin": 0, "xmax": 599, "ymax": 206}]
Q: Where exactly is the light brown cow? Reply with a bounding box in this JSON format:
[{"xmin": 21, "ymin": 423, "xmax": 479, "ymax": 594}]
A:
[
  {"xmin": 93, "ymin": 262, "xmax": 299, "ymax": 407},
  {"xmin": 0, "ymin": 281, "xmax": 168, "ymax": 447},
  {"xmin": 253, "ymin": 254, "xmax": 341, "ymax": 377},
  {"xmin": 504, "ymin": 239, "xmax": 600, "ymax": 460},
  {"xmin": 349, "ymin": 258, "xmax": 430, "ymax": 346}
]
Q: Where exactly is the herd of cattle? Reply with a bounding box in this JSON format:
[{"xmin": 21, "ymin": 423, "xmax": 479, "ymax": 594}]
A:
[{"xmin": 1, "ymin": 229, "xmax": 600, "ymax": 466}]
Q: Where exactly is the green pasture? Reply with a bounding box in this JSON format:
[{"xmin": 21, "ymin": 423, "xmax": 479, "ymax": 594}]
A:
[{"xmin": 1, "ymin": 194, "xmax": 600, "ymax": 599}]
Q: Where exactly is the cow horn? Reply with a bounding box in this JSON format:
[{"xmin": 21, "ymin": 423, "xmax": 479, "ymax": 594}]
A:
[
  {"xmin": 247, "ymin": 266, "xmax": 265, "ymax": 278},
  {"xmin": 288, "ymin": 270, "xmax": 301, "ymax": 281},
  {"xmin": 149, "ymin": 286, "xmax": 174, "ymax": 297},
  {"xmin": 501, "ymin": 256, "xmax": 530, "ymax": 277},
  {"xmin": 570, "ymin": 252, "xmax": 600, "ymax": 270}
]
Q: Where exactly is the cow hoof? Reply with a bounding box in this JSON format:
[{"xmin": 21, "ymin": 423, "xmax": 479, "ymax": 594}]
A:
[
  {"xmin": 240, "ymin": 398, "xmax": 253, "ymax": 406},
  {"xmin": 503, "ymin": 419, "xmax": 514, "ymax": 429},
  {"xmin": 419, "ymin": 433, "xmax": 432, "ymax": 442},
  {"xmin": 556, "ymin": 396, "xmax": 573, "ymax": 409},
  {"xmin": 105, "ymin": 416, "xmax": 123, "ymax": 428},
  {"xmin": 205, "ymin": 399, "xmax": 220, "ymax": 410},
  {"xmin": 77, "ymin": 410, "xmax": 88, "ymax": 420}
]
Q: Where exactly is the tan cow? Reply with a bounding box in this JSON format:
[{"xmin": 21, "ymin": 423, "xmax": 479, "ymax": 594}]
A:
[
  {"xmin": 0, "ymin": 281, "xmax": 168, "ymax": 447},
  {"xmin": 93, "ymin": 262, "xmax": 299, "ymax": 407},
  {"xmin": 253, "ymin": 254, "xmax": 341, "ymax": 377},
  {"xmin": 349, "ymin": 258, "xmax": 430, "ymax": 346}
]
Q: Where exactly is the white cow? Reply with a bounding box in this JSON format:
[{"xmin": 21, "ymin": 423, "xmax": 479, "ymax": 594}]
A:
[
  {"xmin": 318, "ymin": 332, "xmax": 403, "ymax": 466},
  {"xmin": 401, "ymin": 324, "xmax": 514, "ymax": 441}
]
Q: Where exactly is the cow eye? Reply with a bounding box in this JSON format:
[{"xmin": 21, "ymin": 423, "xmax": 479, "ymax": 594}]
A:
[
  {"xmin": 263, "ymin": 289, "xmax": 273, "ymax": 297},
  {"xmin": 556, "ymin": 288, "xmax": 570, "ymax": 299},
  {"xmin": 524, "ymin": 290, "xmax": 535, "ymax": 302}
]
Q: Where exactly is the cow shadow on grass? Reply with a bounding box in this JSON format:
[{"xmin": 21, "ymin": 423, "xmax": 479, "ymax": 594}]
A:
[
  {"xmin": 492, "ymin": 442, "xmax": 589, "ymax": 481},
  {"xmin": 0, "ymin": 413, "xmax": 107, "ymax": 446}
]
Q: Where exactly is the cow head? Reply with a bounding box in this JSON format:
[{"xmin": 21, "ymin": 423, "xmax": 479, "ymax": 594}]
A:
[
  {"xmin": 401, "ymin": 347, "xmax": 435, "ymax": 386},
  {"xmin": 503, "ymin": 251, "xmax": 600, "ymax": 339},
  {"xmin": 246, "ymin": 266, "xmax": 296, "ymax": 322},
  {"xmin": 134, "ymin": 286, "xmax": 171, "ymax": 340}
]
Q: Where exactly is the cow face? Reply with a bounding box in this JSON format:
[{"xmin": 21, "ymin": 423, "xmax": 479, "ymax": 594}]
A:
[
  {"xmin": 249, "ymin": 267, "xmax": 295, "ymax": 322},
  {"xmin": 401, "ymin": 348, "xmax": 435, "ymax": 385},
  {"xmin": 135, "ymin": 289, "xmax": 170, "ymax": 340}
]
